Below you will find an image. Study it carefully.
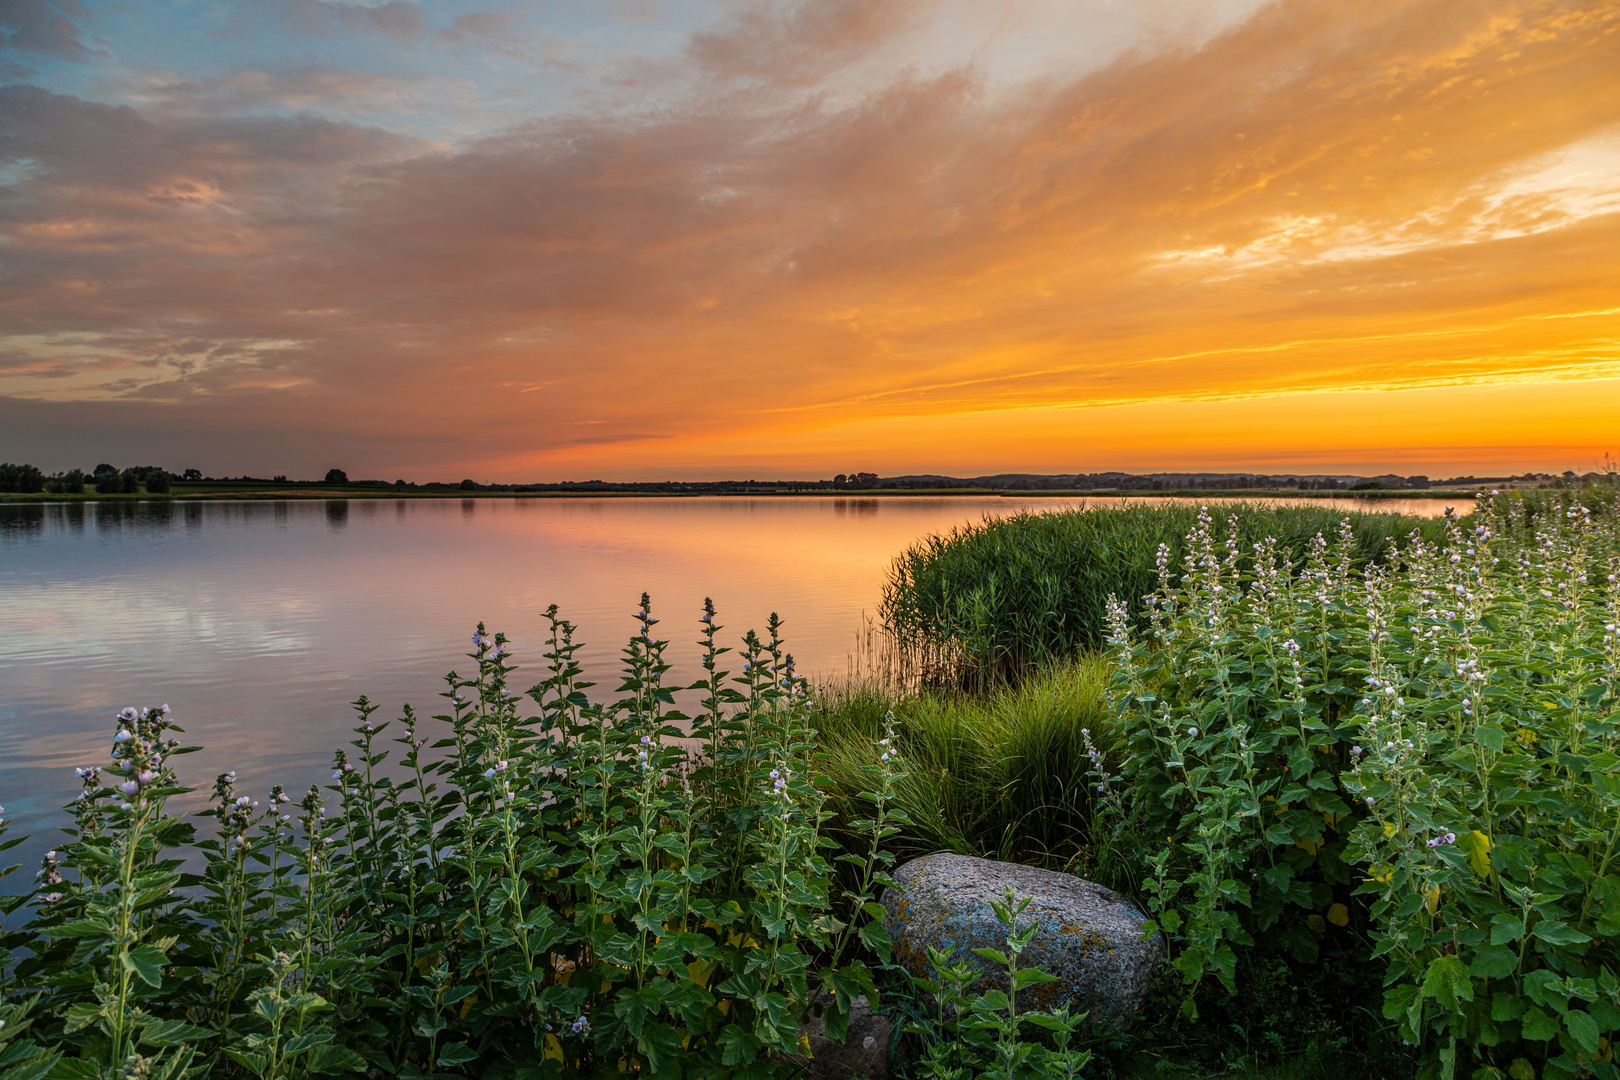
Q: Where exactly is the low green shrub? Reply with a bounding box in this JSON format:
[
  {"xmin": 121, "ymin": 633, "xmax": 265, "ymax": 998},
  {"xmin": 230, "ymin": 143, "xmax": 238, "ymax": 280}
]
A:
[
  {"xmin": 1098, "ymin": 489, "xmax": 1620, "ymax": 1080},
  {"xmin": 880, "ymin": 501, "xmax": 1446, "ymax": 687}
]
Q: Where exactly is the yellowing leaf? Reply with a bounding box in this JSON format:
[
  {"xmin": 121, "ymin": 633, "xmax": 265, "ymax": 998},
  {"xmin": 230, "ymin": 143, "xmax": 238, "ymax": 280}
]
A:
[
  {"xmin": 1384, "ymin": 821, "xmax": 1399, "ymax": 838},
  {"xmin": 1425, "ymin": 886, "xmax": 1442, "ymax": 914},
  {"xmin": 1459, "ymin": 830, "xmax": 1493, "ymax": 879},
  {"xmin": 544, "ymin": 1034, "xmax": 564, "ymax": 1063},
  {"xmin": 1327, "ymin": 903, "xmax": 1350, "ymax": 927},
  {"xmin": 1308, "ymin": 914, "xmax": 1326, "ymax": 933}
]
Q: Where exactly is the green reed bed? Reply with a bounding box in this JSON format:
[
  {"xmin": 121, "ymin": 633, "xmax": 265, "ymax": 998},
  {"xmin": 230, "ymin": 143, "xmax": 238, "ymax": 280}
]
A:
[
  {"xmin": 813, "ymin": 658, "xmax": 1123, "ymax": 871},
  {"xmin": 881, "ymin": 501, "xmax": 1451, "ymax": 687}
]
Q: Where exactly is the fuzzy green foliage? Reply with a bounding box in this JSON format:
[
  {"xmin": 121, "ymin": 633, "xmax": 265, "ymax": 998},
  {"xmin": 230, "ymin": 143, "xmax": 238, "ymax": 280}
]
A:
[
  {"xmin": 881, "ymin": 501, "xmax": 1449, "ymax": 686},
  {"xmin": 0, "ymin": 600, "xmax": 908, "ymax": 1079},
  {"xmin": 903, "ymin": 887, "xmax": 1093, "ymax": 1080},
  {"xmin": 814, "ymin": 659, "xmax": 1122, "ymax": 868},
  {"xmin": 1100, "ymin": 487, "xmax": 1620, "ymax": 1080}
]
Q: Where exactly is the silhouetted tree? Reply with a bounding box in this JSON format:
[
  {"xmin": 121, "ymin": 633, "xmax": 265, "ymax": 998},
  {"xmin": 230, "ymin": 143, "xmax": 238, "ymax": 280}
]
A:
[
  {"xmin": 325, "ymin": 468, "xmax": 349, "ymax": 484},
  {"xmin": 145, "ymin": 471, "xmax": 172, "ymax": 494},
  {"xmin": 182, "ymin": 469, "xmax": 202, "ymax": 481},
  {"xmin": 93, "ymin": 463, "xmax": 116, "ymax": 478},
  {"xmin": 460, "ymin": 479, "xmax": 477, "ymax": 491}
]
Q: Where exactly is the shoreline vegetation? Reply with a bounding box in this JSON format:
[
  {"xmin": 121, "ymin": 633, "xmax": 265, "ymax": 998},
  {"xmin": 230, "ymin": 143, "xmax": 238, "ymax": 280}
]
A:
[
  {"xmin": 3, "ymin": 482, "xmax": 1619, "ymax": 1080},
  {"xmin": 0, "ymin": 482, "xmax": 1513, "ymax": 504},
  {"xmin": 3, "ymin": 459, "xmax": 1599, "ymax": 503}
]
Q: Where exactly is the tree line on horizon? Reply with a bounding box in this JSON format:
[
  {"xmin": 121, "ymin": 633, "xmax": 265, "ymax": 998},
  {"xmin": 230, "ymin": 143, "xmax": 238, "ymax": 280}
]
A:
[
  {"xmin": 2, "ymin": 461, "xmax": 1607, "ymax": 496},
  {"xmin": 0, "ymin": 462, "xmax": 181, "ymax": 495}
]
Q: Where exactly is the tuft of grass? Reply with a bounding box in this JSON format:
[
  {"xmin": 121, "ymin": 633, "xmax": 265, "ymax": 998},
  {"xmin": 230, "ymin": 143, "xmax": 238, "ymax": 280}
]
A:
[
  {"xmin": 880, "ymin": 500, "xmax": 1447, "ymax": 686},
  {"xmin": 814, "ymin": 655, "xmax": 1126, "ymax": 875}
]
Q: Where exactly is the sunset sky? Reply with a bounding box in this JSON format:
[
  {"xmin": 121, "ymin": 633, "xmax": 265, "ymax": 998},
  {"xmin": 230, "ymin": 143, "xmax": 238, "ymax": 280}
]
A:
[{"xmin": 1, "ymin": 0, "xmax": 1617, "ymax": 480}]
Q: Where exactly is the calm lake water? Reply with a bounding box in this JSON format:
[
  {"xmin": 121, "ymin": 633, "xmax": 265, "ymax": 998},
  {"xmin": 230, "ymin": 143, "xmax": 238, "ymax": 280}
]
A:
[{"xmin": 0, "ymin": 494, "xmax": 1465, "ymax": 873}]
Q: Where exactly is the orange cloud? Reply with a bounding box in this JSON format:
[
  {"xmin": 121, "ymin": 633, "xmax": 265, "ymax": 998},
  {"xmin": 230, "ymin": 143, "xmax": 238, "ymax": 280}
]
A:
[{"xmin": 0, "ymin": 0, "xmax": 1617, "ymax": 478}]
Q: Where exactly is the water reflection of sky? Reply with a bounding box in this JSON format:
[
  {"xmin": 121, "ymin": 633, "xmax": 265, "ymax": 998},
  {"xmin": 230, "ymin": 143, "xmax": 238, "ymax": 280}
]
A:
[{"xmin": 0, "ymin": 494, "xmax": 1466, "ymax": 878}]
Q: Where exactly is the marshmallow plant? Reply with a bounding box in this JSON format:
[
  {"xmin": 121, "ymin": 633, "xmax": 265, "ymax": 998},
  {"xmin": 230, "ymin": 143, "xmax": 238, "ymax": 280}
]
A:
[{"xmin": 1099, "ymin": 486, "xmax": 1620, "ymax": 1080}]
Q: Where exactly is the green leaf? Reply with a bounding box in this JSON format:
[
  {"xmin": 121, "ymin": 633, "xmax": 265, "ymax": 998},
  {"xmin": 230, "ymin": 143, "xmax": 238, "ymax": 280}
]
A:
[
  {"xmin": 636, "ymin": 1023, "xmax": 684, "ymax": 1074},
  {"xmin": 1491, "ymin": 918, "xmax": 1525, "ymax": 945},
  {"xmin": 1421, "ymin": 955, "xmax": 1475, "ymax": 1010},
  {"xmin": 224, "ymin": 1050, "xmax": 269, "ymax": 1075},
  {"xmin": 1011, "ymin": 968, "xmax": 1057, "ymax": 991},
  {"xmin": 139, "ymin": 1020, "xmax": 213, "ymax": 1047},
  {"xmin": 283, "ymin": 1033, "xmax": 333, "ymax": 1056},
  {"xmin": 1492, "ymin": 993, "xmax": 1527, "ymax": 1022},
  {"xmin": 43, "ymin": 1058, "xmax": 99, "ymax": 1080},
  {"xmin": 41, "ymin": 919, "xmax": 108, "ymax": 939},
  {"xmin": 1521, "ymin": 1007, "xmax": 1560, "ymax": 1041},
  {"xmin": 1470, "ymin": 946, "xmax": 1518, "ymax": 979},
  {"xmin": 304, "ymin": 1045, "xmax": 367, "ymax": 1076},
  {"xmin": 1563, "ymin": 1009, "xmax": 1601, "ymax": 1056},
  {"xmin": 718, "ymin": 1025, "xmax": 762, "ymax": 1066},
  {"xmin": 120, "ymin": 944, "xmax": 167, "ymax": 988},
  {"xmin": 60, "ymin": 1006, "xmax": 100, "ymax": 1035},
  {"xmin": 1532, "ymin": 921, "xmax": 1592, "ymax": 947},
  {"xmin": 0, "ymin": 1051, "xmax": 60, "ymax": 1080},
  {"xmin": 436, "ymin": 1044, "xmax": 480, "ymax": 1067}
]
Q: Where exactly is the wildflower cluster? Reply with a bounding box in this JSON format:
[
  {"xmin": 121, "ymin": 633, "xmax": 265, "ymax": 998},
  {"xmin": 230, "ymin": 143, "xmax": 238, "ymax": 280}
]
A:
[
  {"xmin": 0, "ymin": 599, "xmax": 883, "ymax": 1080},
  {"xmin": 1102, "ymin": 485, "xmax": 1620, "ymax": 1080}
]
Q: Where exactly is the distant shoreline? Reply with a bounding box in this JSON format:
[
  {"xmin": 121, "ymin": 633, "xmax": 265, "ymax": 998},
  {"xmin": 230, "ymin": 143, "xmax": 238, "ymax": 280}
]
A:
[{"xmin": 0, "ymin": 485, "xmax": 1490, "ymax": 505}]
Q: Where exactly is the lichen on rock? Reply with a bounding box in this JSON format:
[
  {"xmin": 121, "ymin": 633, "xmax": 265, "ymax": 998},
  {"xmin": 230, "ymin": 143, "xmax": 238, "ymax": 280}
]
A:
[{"xmin": 880, "ymin": 852, "xmax": 1162, "ymax": 1026}]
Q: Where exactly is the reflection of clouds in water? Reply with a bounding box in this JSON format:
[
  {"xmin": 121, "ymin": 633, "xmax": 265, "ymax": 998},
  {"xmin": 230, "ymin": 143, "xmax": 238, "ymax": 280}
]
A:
[{"xmin": 0, "ymin": 494, "xmax": 1469, "ymax": 877}]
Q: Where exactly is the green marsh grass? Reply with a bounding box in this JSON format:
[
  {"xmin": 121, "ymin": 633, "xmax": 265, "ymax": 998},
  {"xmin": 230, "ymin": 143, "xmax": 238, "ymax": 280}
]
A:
[
  {"xmin": 881, "ymin": 500, "xmax": 1450, "ymax": 686},
  {"xmin": 815, "ymin": 656, "xmax": 1127, "ymax": 874}
]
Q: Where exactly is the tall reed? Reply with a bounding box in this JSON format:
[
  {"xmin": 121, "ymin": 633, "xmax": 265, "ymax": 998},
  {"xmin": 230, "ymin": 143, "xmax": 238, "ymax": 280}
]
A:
[{"xmin": 881, "ymin": 501, "xmax": 1448, "ymax": 686}]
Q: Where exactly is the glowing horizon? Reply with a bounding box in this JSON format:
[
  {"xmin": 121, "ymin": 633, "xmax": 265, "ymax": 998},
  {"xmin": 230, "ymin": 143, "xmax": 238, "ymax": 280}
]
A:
[{"xmin": 1, "ymin": 0, "xmax": 1617, "ymax": 480}]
